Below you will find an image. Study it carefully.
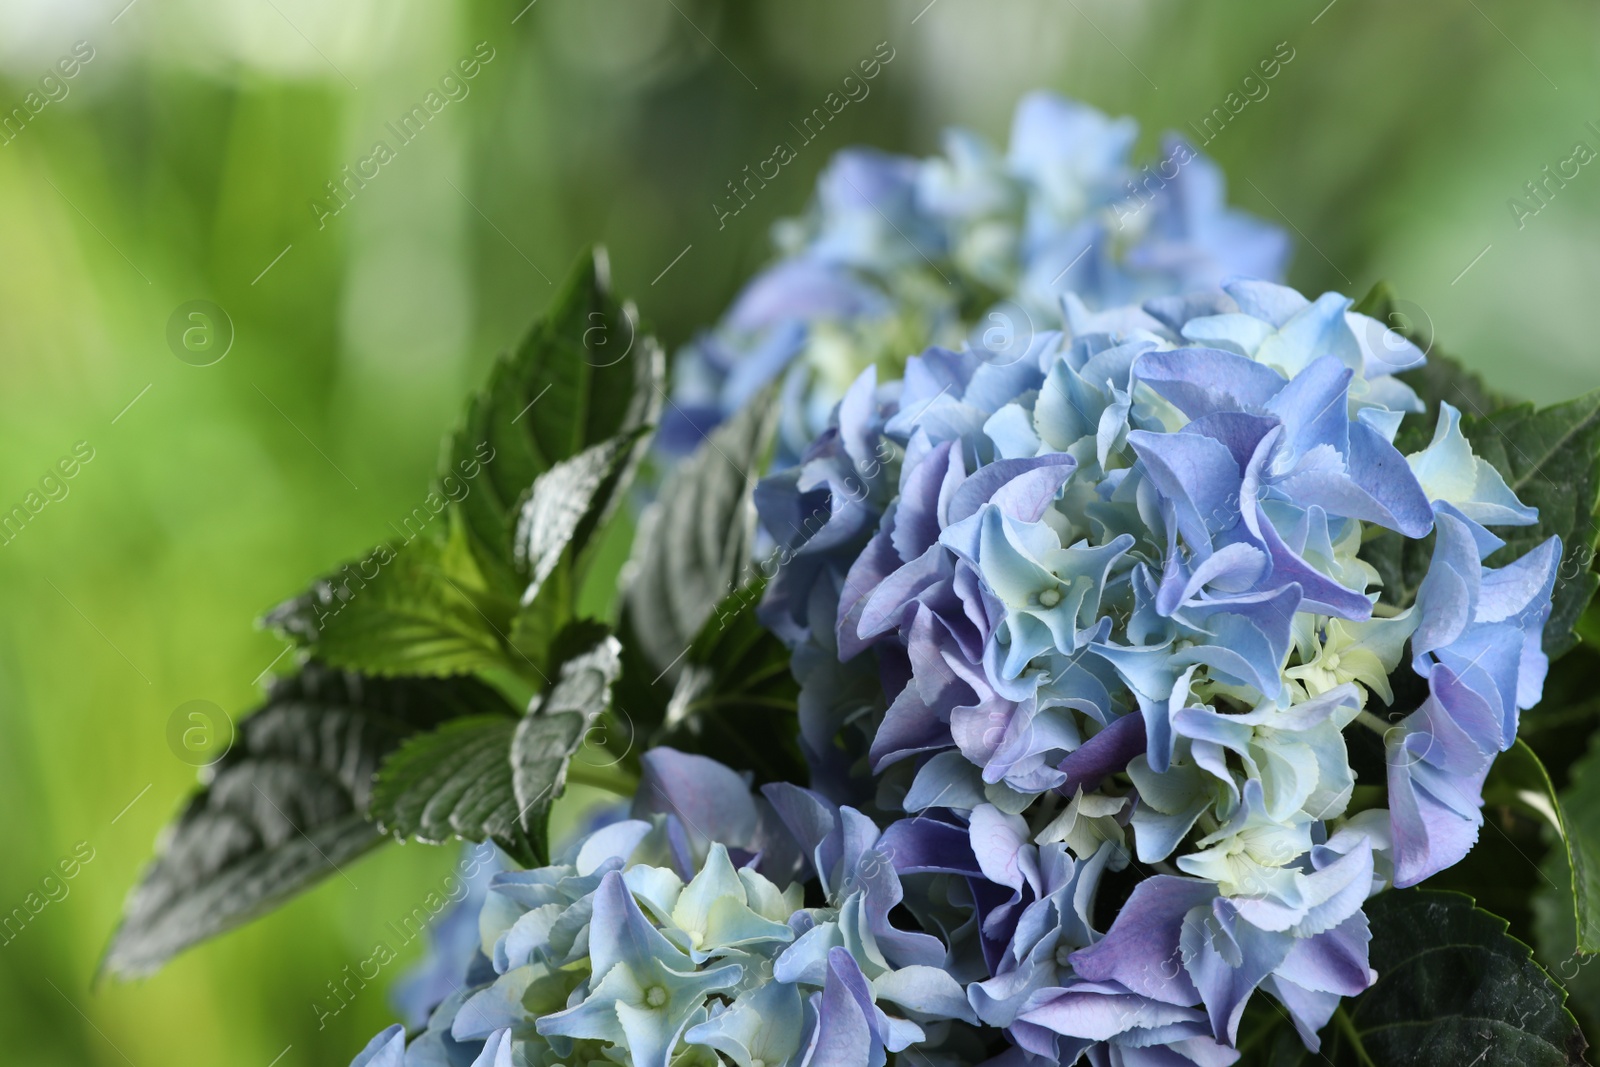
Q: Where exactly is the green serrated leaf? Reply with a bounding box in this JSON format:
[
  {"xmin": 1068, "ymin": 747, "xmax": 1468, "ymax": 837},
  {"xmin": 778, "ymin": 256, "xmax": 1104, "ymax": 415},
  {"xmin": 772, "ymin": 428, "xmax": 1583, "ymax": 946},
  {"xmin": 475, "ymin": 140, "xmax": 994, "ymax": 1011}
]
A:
[
  {"xmin": 1458, "ymin": 390, "xmax": 1600, "ymax": 659},
  {"xmin": 1325, "ymin": 889, "xmax": 1586, "ymax": 1067},
  {"xmin": 652, "ymin": 580, "xmax": 804, "ymax": 784},
  {"xmin": 448, "ymin": 247, "xmax": 663, "ymax": 597},
  {"xmin": 264, "ymin": 522, "xmax": 520, "ymax": 679},
  {"xmin": 1534, "ymin": 842, "xmax": 1600, "ymax": 1043},
  {"xmin": 515, "ymin": 428, "xmax": 649, "ymax": 608},
  {"xmin": 369, "ymin": 626, "xmax": 624, "ymax": 866},
  {"xmin": 1486, "ymin": 740, "xmax": 1600, "ymax": 954},
  {"xmin": 624, "ymin": 389, "xmax": 780, "ymax": 676},
  {"xmin": 264, "ymin": 251, "xmax": 661, "ymax": 683},
  {"xmin": 368, "ymin": 714, "xmax": 536, "ymax": 863},
  {"xmin": 512, "ymin": 628, "xmax": 625, "ymax": 860},
  {"xmin": 102, "ymin": 666, "xmax": 512, "ymax": 978},
  {"xmin": 509, "ymin": 714, "xmax": 588, "ymax": 864},
  {"xmin": 537, "ymin": 628, "xmax": 623, "ymax": 719}
]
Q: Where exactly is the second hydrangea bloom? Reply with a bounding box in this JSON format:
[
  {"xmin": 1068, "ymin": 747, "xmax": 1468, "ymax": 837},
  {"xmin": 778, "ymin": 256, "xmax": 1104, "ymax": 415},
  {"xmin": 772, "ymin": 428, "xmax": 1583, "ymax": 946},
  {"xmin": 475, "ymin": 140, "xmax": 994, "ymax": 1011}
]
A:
[{"xmin": 663, "ymin": 93, "xmax": 1290, "ymax": 465}]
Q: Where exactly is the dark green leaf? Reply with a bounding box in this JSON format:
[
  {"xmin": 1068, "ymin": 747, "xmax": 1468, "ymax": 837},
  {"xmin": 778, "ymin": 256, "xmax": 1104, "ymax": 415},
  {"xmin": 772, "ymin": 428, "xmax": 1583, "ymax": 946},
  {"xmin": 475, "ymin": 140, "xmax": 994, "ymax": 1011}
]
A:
[
  {"xmin": 624, "ymin": 389, "xmax": 779, "ymax": 676},
  {"xmin": 264, "ymin": 251, "xmax": 661, "ymax": 682},
  {"xmin": 1392, "ymin": 344, "xmax": 1512, "ymax": 450},
  {"xmin": 1459, "ymin": 390, "xmax": 1600, "ymax": 659},
  {"xmin": 1395, "ymin": 352, "xmax": 1513, "ymax": 449},
  {"xmin": 611, "ymin": 611, "xmax": 673, "ymax": 742},
  {"xmin": 652, "ymin": 581, "xmax": 804, "ymax": 784},
  {"xmin": 447, "ymin": 247, "xmax": 662, "ymax": 596},
  {"xmin": 264, "ymin": 523, "xmax": 520, "ymax": 679},
  {"xmin": 536, "ymin": 627, "xmax": 624, "ymax": 720},
  {"xmin": 102, "ymin": 666, "xmax": 511, "ymax": 978},
  {"xmin": 1308, "ymin": 889, "xmax": 1586, "ymax": 1067},
  {"xmin": 508, "ymin": 715, "xmax": 588, "ymax": 865}
]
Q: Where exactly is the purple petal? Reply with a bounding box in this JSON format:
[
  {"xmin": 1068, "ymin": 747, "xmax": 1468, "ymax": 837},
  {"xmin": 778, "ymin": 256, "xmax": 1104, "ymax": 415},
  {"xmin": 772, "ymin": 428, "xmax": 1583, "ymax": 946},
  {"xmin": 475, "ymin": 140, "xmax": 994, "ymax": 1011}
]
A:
[
  {"xmin": 1057, "ymin": 712, "xmax": 1147, "ymax": 796},
  {"xmin": 1069, "ymin": 876, "xmax": 1215, "ymax": 1004},
  {"xmin": 634, "ymin": 749, "xmax": 759, "ymax": 854},
  {"xmin": 802, "ymin": 948, "xmax": 882, "ymax": 1067}
]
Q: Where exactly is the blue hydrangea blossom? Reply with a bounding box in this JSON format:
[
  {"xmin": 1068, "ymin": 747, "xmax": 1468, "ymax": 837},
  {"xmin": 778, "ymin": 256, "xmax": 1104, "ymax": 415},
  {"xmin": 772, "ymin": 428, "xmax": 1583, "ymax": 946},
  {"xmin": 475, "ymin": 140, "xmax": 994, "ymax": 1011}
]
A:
[
  {"xmin": 663, "ymin": 93, "xmax": 1289, "ymax": 464},
  {"xmin": 753, "ymin": 277, "xmax": 1559, "ymax": 1060},
  {"xmin": 347, "ymin": 750, "xmax": 986, "ymax": 1067}
]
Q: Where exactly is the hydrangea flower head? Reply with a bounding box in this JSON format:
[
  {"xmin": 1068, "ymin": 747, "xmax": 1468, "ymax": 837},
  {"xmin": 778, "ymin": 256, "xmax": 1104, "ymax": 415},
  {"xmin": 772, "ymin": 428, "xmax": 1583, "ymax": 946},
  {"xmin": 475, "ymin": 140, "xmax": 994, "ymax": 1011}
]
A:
[
  {"xmin": 347, "ymin": 751, "xmax": 981, "ymax": 1067},
  {"xmin": 664, "ymin": 93, "xmax": 1290, "ymax": 464},
  {"xmin": 754, "ymin": 277, "xmax": 1560, "ymax": 1058}
]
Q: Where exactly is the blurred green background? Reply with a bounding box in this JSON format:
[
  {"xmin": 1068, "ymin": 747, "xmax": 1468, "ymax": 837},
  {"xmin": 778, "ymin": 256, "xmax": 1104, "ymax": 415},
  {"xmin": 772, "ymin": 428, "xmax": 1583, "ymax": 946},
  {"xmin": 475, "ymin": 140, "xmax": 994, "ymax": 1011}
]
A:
[{"xmin": 2, "ymin": 1, "xmax": 1597, "ymax": 1063}]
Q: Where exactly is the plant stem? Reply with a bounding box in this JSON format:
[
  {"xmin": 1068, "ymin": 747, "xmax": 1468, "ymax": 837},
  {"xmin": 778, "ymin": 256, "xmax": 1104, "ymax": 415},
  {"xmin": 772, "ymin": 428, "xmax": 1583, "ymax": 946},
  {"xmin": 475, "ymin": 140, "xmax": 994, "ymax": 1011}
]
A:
[
  {"xmin": 564, "ymin": 758, "xmax": 638, "ymax": 795},
  {"xmin": 1356, "ymin": 710, "xmax": 1394, "ymax": 737},
  {"xmin": 1333, "ymin": 1005, "xmax": 1377, "ymax": 1067}
]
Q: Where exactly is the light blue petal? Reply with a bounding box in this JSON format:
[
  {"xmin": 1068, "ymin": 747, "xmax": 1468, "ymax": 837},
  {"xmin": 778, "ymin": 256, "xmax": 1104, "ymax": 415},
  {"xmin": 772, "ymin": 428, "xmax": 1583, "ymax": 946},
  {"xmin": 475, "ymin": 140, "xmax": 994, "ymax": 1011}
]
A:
[
  {"xmin": 1408, "ymin": 402, "xmax": 1537, "ymax": 526},
  {"xmin": 349, "ymin": 1024, "xmax": 406, "ymax": 1067},
  {"xmin": 871, "ymin": 965, "xmax": 978, "ymax": 1024},
  {"xmin": 684, "ymin": 981, "xmax": 805, "ymax": 1067}
]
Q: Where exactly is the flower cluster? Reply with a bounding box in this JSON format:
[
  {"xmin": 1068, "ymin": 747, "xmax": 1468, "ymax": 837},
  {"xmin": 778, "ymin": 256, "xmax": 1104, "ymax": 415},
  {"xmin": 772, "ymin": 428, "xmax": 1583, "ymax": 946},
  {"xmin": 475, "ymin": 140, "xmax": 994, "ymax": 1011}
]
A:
[
  {"xmin": 661, "ymin": 93, "xmax": 1290, "ymax": 465},
  {"xmin": 336, "ymin": 82, "xmax": 1570, "ymax": 1063},
  {"xmin": 350, "ymin": 279, "xmax": 1560, "ymax": 1067},
  {"xmin": 752, "ymin": 278, "xmax": 1561, "ymax": 1059},
  {"xmin": 350, "ymin": 749, "xmax": 982, "ymax": 1067}
]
